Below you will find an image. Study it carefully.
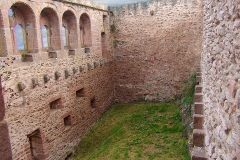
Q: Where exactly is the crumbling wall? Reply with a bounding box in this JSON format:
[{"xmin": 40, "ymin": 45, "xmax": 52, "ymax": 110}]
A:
[
  {"xmin": 202, "ymin": 0, "xmax": 240, "ymax": 159},
  {"xmin": 110, "ymin": 0, "xmax": 203, "ymax": 102}
]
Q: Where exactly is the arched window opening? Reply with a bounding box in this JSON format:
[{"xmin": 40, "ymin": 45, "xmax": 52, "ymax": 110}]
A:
[
  {"xmin": 40, "ymin": 8, "xmax": 60, "ymax": 53},
  {"xmin": 101, "ymin": 32, "xmax": 108, "ymax": 58},
  {"xmin": 80, "ymin": 13, "xmax": 92, "ymax": 48},
  {"xmin": 62, "ymin": 11, "xmax": 77, "ymax": 50},
  {"xmin": 62, "ymin": 26, "xmax": 67, "ymax": 47},
  {"xmin": 41, "ymin": 25, "xmax": 48, "ymax": 48},
  {"xmin": 8, "ymin": 3, "xmax": 37, "ymax": 54},
  {"xmin": 103, "ymin": 15, "xmax": 107, "ymax": 29},
  {"xmin": 14, "ymin": 24, "xmax": 25, "ymax": 50}
]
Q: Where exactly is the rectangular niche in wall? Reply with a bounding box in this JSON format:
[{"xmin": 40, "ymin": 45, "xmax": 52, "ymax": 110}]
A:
[
  {"xmin": 64, "ymin": 115, "xmax": 72, "ymax": 130},
  {"xmin": 48, "ymin": 51, "xmax": 57, "ymax": 58},
  {"xmin": 27, "ymin": 129, "xmax": 45, "ymax": 160},
  {"xmin": 49, "ymin": 97, "xmax": 63, "ymax": 112},
  {"xmin": 76, "ymin": 87, "xmax": 85, "ymax": 98},
  {"xmin": 90, "ymin": 97, "xmax": 96, "ymax": 108}
]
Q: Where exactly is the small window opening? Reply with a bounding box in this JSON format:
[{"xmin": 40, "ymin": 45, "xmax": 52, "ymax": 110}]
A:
[
  {"xmin": 41, "ymin": 25, "xmax": 48, "ymax": 48},
  {"xmin": 27, "ymin": 129, "xmax": 44, "ymax": 160},
  {"xmin": 14, "ymin": 24, "xmax": 25, "ymax": 50},
  {"xmin": 50, "ymin": 98, "xmax": 62, "ymax": 111},
  {"xmin": 64, "ymin": 115, "xmax": 72, "ymax": 126},
  {"xmin": 62, "ymin": 26, "xmax": 67, "ymax": 47},
  {"xmin": 76, "ymin": 88, "xmax": 85, "ymax": 98},
  {"xmin": 90, "ymin": 98, "xmax": 96, "ymax": 108}
]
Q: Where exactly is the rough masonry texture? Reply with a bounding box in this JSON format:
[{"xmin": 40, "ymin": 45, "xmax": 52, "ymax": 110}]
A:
[
  {"xmin": 0, "ymin": 0, "xmax": 114, "ymax": 159},
  {"xmin": 202, "ymin": 0, "xmax": 240, "ymax": 159},
  {"xmin": 1, "ymin": 0, "xmax": 240, "ymax": 159},
  {"xmin": 110, "ymin": 0, "xmax": 203, "ymax": 102}
]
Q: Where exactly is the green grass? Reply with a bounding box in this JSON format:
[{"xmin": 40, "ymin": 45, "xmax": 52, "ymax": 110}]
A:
[{"xmin": 72, "ymin": 102, "xmax": 190, "ymax": 160}]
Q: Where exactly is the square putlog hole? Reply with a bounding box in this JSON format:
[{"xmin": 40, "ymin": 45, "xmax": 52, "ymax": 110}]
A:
[
  {"xmin": 64, "ymin": 115, "xmax": 72, "ymax": 126},
  {"xmin": 76, "ymin": 88, "xmax": 85, "ymax": 98},
  {"xmin": 90, "ymin": 98, "xmax": 96, "ymax": 108}
]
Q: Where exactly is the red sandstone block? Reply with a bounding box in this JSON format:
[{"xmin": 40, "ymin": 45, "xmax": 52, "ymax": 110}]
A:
[
  {"xmin": 193, "ymin": 114, "xmax": 204, "ymax": 129},
  {"xmin": 195, "ymin": 85, "xmax": 202, "ymax": 93},
  {"xmin": 196, "ymin": 72, "xmax": 201, "ymax": 76},
  {"xmin": 193, "ymin": 129, "xmax": 205, "ymax": 147},
  {"xmin": 194, "ymin": 93, "xmax": 203, "ymax": 103},
  {"xmin": 194, "ymin": 103, "xmax": 204, "ymax": 115},
  {"xmin": 196, "ymin": 76, "xmax": 202, "ymax": 83}
]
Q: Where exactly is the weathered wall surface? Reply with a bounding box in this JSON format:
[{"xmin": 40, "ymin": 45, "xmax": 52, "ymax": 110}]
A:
[
  {"xmin": 110, "ymin": 0, "xmax": 203, "ymax": 102},
  {"xmin": 0, "ymin": 0, "xmax": 114, "ymax": 159},
  {"xmin": 202, "ymin": 0, "xmax": 240, "ymax": 159}
]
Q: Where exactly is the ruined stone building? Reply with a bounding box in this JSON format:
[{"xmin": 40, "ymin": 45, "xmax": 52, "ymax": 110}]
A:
[{"xmin": 0, "ymin": 0, "xmax": 239, "ymax": 159}]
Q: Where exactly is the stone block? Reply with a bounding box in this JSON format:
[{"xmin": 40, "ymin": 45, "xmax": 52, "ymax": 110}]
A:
[
  {"xmin": 80, "ymin": 66, "xmax": 85, "ymax": 72},
  {"xmin": 193, "ymin": 114, "xmax": 204, "ymax": 129},
  {"xmin": 196, "ymin": 72, "xmax": 201, "ymax": 77},
  {"xmin": 191, "ymin": 147, "xmax": 208, "ymax": 160},
  {"xmin": 44, "ymin": 75, "xmax": 50, "ymax": 83},
  {"xmin": 65, "ymin": 70, "xmax": 70, "ymax": 79},
  {"xmin": 17, "ymin": 82, "xmax": 26, "ymax": 91},
  {"xmin": 194, "ymin": 103, "xmax": 204, "ymax": 115},
  {"xmin": 195, "ymin": 85, "xmax": 202, "ymax": 93},
  {"xmin": 32, "ymin": 78, "xmax": 39, "ymax": 88},
  {"xmin": 193, "ymin": 129, "xmax": 205, "ymax": 147},
  {"xmin": 87, "ymin": 63, "xmax": 92, "ymax": 70},
  {"xmin": 94, "ymin": 61, "xmax": 99, "ymax": 68},
  {"xmin": 72, "ymin": 67, "xmax": 78, "ymax": 74},
  {"xmin": 196, "ymin": 76, "xmax": 201, "ymax": 83},
  {"xmin": 55, "ymin": 72, "xmax": 61, "ymax": 80},
  {"xmin": 194, "ymin": 93, "xmax": 203, "ymax": 103}
]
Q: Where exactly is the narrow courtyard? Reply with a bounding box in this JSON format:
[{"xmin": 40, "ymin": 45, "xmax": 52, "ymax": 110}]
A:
[{"xmin": 72, "ymin": 102, "xmax": 189, "ymax": 160}]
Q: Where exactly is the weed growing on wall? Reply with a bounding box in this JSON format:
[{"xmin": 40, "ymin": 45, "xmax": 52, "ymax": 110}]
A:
[
  {"xmin": 181, "ymin": 73, "xmax": 197, "ymax": 105},
  {"xmin": 110, "ymin": 24, "xmax": 116, "ymax": 33}
]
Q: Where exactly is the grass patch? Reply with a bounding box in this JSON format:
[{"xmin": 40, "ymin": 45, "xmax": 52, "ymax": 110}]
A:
[{"xmin": 72, "ymin": 102, "xmax": 190, "ymax": 160}]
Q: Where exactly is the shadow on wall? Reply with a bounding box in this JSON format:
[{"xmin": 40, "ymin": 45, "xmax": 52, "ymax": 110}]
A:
[
  {"xmin": 0, "ymin": 77, "xmax": 12, "ymax": 160},
  {"xmin": 113, "ymin": 21, "xmax": 202, "ymax": 102}
]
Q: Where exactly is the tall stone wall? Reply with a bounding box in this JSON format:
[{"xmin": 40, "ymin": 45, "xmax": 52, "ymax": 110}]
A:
[
  {"xmin": 202, "ymin": 0, "xmax": 240, "ymax": 159},
  {"xmin": 0, "ymin": 0, "xmax": 114, "ymax": 159},
  {"xmin": 110, "ymin": 0, "xmax": 204, "ymax": 102}
]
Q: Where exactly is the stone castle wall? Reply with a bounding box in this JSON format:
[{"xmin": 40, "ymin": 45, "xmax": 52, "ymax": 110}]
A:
[
  {"xmin": 110, "ymin": 0, "xmax": 204, "ymax": 102},
  {"xmin": 0, "ymin": 0, "xmax": 114, "ymax": 159},
  {"xmin": 202, "ymin": 0, "xmax": 240, "ymax": 159}
]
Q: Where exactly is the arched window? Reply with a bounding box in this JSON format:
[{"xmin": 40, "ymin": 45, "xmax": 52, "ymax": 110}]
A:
[
  {"xmin": 40, "ymin": 8, "xmax": 60, "ymax": 51},
  {"xmin": 14, "ymin": 24, "xmax": 25, "ymax": 50},
  {"xmin": 80, "ymin": 13, "xmax": 92, "ymax": 47},
  {"xmin": 62, "ymin": 26, "xmax": 67, "ymax": 47},
  {"xmin": 62, "ymin": 10, "xmax": 77, "ymax": 49},
  {"xmin": 101, "ymin": 32, "xmax": 108, "ymax": 58},
  {"xmin": 9, "ymin": 3, "xmax": 37, "ymax": 53},
  {"xmin": 41, "ymin": 25, "xmax": 48, "ymax": 48}
]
